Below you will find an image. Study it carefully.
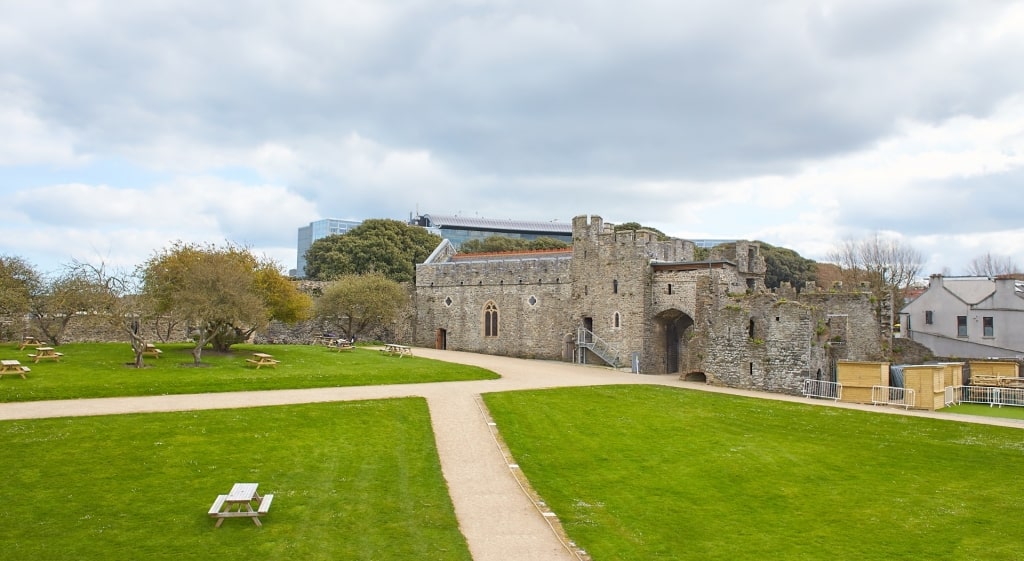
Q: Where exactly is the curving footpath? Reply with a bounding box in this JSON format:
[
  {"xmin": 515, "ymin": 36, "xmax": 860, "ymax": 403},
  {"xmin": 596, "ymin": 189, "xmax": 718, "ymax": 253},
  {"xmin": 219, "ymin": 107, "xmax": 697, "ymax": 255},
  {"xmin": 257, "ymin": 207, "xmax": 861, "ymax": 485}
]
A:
[{"xmin": 0, "ymin": 348, "xmax": 1020, "ymax": 561}]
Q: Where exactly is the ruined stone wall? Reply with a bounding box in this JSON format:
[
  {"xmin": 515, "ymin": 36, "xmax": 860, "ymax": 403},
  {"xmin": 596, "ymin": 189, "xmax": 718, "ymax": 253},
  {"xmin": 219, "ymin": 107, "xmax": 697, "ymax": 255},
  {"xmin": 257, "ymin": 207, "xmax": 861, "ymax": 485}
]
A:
[{"xmin": 687, "ymin": 289, "xmax": 883, "ymax": 395}]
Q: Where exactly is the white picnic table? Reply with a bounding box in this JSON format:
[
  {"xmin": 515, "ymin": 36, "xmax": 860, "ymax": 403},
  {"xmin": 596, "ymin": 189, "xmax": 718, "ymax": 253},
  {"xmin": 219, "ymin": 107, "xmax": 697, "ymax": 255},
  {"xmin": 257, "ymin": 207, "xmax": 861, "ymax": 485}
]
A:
[{"xmin": 208, "ymin": 482, "xmax": 274, "ymax": 527}]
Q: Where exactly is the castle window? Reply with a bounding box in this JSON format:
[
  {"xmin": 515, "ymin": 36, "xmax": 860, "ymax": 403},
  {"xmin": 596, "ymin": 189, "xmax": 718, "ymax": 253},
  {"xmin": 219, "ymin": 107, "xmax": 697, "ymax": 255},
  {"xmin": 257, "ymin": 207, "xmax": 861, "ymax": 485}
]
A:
[
  {"xmin": 613, "ymin": 279, "xmax": 619, "ymax": 294},
  {"xmin": 748, "ymin": 318, "xmax": 756, "ymax": 339},
  {"xmin": 484, "ymin": 302, "xmax": 499, "ymax": 338},
  {"xmin": 444, "ymin": 296, "xmax": 453, "ymax": 307},
  {"xmin": 614, "ymin": 312, "xmax": 620, "ymax": 328},
  {"xmin": 528, "ymin": 296, "xmax": 537, "ymax": 306},
  {"xmin": 667, "ymin": 284, "xmax": 673, "ymax": 295}
]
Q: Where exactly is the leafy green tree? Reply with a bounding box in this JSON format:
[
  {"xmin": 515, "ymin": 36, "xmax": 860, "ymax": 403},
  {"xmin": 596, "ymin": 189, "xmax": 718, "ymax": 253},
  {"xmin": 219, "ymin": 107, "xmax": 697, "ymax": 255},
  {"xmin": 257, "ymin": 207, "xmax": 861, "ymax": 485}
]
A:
[
  {"xmin": 304, "ymin": 219, "xmax": 442, "ymax": 282},
  {"xmin": 315, "ymin": 273, "xmax": 408, "ymax": 340},
  {"xmin": 758, "ymin": 242, "xmax": 818, "ymax": 290},
  {"xmin": 0, "ymin": 255, "xmax": 41, "ymax": 320},
  {"xmin": 143, "ymin": 242, "xmax": 312, "ymax": 364},
  {"xmin": 459, "ymin": 236, "xmax": 569, "ymax": 254},
  {"xmin": 613, "ymin": 222, "xmax": 668, "ymax": 240}
]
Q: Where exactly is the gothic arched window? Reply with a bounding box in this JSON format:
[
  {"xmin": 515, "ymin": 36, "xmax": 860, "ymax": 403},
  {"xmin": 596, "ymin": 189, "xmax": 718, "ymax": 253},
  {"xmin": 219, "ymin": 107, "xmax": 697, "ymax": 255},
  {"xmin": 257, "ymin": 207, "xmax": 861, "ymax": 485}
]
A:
[{"xmin": 484, "ymin": 302, "xmax": 499, "ymax": 337}]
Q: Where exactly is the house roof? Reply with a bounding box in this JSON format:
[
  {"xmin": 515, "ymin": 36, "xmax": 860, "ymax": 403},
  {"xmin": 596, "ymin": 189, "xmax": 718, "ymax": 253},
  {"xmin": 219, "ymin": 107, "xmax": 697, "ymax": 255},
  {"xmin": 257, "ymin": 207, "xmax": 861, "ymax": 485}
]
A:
[
  {"xmin": 940, "ymin": 277, "xmax": 995, "ymax": 304},
  {"xmin": 420, "ymin": 214, "xmax": 572, "ymax": 235},
  {"xmin": 449, "ymin": 248, "xmax": 573, "ymax": 263}
]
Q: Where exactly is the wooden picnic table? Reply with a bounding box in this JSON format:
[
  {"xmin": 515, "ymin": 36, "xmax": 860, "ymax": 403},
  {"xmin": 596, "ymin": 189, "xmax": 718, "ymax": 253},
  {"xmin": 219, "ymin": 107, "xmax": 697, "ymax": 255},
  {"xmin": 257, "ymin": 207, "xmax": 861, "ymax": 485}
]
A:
[
  {"xmin": 246, "ymin": 352, "xmax": 280, "ymax": 369},
  {"xmin": 381, "ymin": 343, "xmax": 412, "ymax": 357},
  {"xmin": 331, "ymin": 339, "xmax": 355, "ymax": 352},
  {"xmin": 208, "ymin": 482, "xmax": 274, "ymax": 527},
  {"xmin": 311, "ymin": 335, "xmax": 336, "ymax": 346},
  {"xmin": 18, "ymin": 336, "xmax": 43, "ymax": 350},
  {"xmin": 0, "ymin": 359, "xmax": 30, "ymax": 379},
  {"xmin": 28, "ymin": 347, "xmax": 63, "ymax": 363},
  {"xmin": 141, "ymin": 343, "xmax": 163, "ymax": 358}
]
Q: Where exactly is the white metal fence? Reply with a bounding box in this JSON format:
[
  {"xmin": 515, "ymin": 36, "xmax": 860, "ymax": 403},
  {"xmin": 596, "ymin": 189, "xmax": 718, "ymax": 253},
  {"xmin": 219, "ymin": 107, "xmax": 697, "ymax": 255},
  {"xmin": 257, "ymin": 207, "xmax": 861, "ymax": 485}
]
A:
[
  {"xmin": 945, "ymin": 385, "xmax": 1024, "ymax": 408},
  {"xmin": 801, "ymin": 379, "xmax": 842, "ymax": 401},
  {"xmin": 871, "ymin": 385, "xmax": 916, "ymax": 409}
]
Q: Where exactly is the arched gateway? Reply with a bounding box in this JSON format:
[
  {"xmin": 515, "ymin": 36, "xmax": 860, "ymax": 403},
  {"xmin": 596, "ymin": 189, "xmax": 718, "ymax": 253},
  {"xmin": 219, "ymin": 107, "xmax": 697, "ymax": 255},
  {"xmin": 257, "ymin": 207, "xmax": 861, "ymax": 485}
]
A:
[{"xmin": 653, "ymin": 309, "xmax": 694, "ymax": 374}]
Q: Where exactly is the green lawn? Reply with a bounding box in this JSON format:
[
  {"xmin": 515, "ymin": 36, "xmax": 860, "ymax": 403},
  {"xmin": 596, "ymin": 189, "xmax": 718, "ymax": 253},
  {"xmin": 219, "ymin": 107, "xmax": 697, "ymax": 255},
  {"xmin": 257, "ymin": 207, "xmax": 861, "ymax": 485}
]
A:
[
  {"xmin": 943, "ymin": 402, "xmax": 1024, "ymax": 421},
  {"xmin": 484, "ymin": 385, "xmax": 1024, "ymax": 561},
  {"xmin": 0, "ymin": 399, "xmax": 472, "ymax": 561},
  {"xmin": 0, "ymin": 342, "xmax": 498, "ymax": 402}
]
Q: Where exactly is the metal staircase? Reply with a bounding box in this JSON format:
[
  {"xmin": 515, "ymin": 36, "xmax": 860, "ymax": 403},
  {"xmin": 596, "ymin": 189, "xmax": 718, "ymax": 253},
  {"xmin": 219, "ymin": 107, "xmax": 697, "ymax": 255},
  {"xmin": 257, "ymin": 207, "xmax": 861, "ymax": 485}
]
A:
[{"xmin": 576, "ymin": 327, "xmax": 621, "ymax": 368}]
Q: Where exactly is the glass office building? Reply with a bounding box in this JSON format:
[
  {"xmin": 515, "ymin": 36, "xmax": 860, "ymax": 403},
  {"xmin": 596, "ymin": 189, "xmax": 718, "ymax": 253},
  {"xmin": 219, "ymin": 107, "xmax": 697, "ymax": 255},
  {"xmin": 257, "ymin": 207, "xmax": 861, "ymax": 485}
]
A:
[
  {"xmin": 294, "ymin": 218, "xmax": 362, "ymax": 276},
  {"xmin": 411, "ymin": 214, "xmax": 572, "ymax": 249}
]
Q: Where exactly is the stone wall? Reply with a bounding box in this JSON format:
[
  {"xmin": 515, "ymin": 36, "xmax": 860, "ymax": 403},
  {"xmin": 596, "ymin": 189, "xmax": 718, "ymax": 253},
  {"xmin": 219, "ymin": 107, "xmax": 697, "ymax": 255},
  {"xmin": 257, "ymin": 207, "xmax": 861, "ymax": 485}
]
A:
[{"xmin": 414, "ymin": 254, "xmax": 573, "ymax": 358}]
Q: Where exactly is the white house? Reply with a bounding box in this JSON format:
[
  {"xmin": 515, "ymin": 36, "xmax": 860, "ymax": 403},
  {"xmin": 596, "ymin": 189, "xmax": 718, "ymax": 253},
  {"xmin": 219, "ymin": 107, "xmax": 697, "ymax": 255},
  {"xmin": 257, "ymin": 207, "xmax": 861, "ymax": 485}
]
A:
[{"xmin": 900, "ymin": 274, "xmax": 1024, "ymax": 359}]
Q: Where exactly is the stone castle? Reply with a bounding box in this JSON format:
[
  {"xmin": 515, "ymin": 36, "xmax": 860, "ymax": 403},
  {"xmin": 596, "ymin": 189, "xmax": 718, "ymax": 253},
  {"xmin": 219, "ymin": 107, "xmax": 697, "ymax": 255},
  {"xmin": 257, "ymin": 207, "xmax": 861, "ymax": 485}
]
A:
[{"xmin": 413, "ymin": 215, "xmax": 885, "ymax": 395}]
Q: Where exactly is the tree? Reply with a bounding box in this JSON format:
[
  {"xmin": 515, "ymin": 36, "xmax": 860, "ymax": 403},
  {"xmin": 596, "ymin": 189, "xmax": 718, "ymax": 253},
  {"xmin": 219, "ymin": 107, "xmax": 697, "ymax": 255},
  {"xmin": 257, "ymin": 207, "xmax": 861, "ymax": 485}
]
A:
[
  {"xmin": 966, "ymin": 252, "xmax": 1020, "ymax": 277},
  {"xmin": 143, "ymin": 242, "xmax": 312, "ymax": 364},
  {"xmin": 304, "ymin": 219, "xmax": 442, "ymax": 282},
  {"xmin": 826, "ymin": 233, "xmax": 923, "ymax": 296},
  {"xmin": 315, "ymin": 273, "xmax": 408, "ymax": 340},
  {"xmin": 28, "ymin": 268, "xmax": 109, "ymax": 345},
  {"xmin": 758, "ymin": 242, "xmax": 817, "ymax": 290},
  {"xmin": 70, "ymin": 261, "xmax": 156, "ymax": 368},
  {"xmin": 613, "ymin": 222, "xmax": 668, "ymax": 240},
  {"xmin": 459, "ymin": 236, "xmax": 570, "ymax": 254},
  {"xmin": 0, "ymin": 255, "xmax": 41, "ymax": 321}
]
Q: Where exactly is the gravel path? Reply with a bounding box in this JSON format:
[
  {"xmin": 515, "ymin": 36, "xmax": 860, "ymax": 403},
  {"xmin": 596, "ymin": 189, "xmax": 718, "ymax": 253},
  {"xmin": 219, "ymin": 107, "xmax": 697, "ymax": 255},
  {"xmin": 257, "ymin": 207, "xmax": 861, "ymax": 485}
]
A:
[{"xmin": 0, "ymin": 348, "xmax": 1020, "ymax": 561}]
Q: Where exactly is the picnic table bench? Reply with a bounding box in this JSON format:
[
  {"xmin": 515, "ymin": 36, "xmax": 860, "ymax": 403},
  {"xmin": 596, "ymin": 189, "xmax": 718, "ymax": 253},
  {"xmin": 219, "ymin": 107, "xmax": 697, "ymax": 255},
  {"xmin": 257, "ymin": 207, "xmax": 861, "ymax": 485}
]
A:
[
  {"xmin": 381, "ymin": 343, "xmax": 412, "ymax": 357},
  {"xmin": 18, "ymin": 336, "xmax": 43, "ymax": 350},
  {"xmin": 311, "ymin": 335, "xmax": 335, "ymax": 346},
  {"xmin": 0, "ymin": 359, "xmax": 30, "ymax": 379},
  {"xmin": 209, "ymin": 483, "xmax": 274, "ymax": 527},
  {"xmin": 141, "ymin": 344, "xmax": 163, "ymax": 358},
  {"xmin": 331, "ymin": 339, "xmax": 355, "ymax": 352},
  {"xmin": 246, "ymin": 352, "xmax": 280, "ymax": 369},
  {"xmin": 28, "ymin": 347, "xmax": 63, "ymax": 363}
]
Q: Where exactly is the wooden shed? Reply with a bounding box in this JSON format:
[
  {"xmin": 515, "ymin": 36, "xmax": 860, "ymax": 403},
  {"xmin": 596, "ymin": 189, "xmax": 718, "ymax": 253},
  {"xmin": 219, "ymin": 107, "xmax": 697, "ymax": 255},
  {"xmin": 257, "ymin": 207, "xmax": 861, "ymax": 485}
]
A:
[
  {"xmin": 901, "ymin": 363, "xmax": 963, "ymax": 411},
  {"xmin": 836, "ymin": 361, "xmax": 888, "ymax": 405}
]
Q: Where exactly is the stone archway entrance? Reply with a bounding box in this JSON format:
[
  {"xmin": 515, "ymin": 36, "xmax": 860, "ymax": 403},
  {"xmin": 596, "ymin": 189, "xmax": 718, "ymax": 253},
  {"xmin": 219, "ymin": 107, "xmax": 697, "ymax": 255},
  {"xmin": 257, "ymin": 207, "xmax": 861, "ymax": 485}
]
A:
[{"xmin": 653, "ymin": 309, "xmax": 695, "ymax": 374}]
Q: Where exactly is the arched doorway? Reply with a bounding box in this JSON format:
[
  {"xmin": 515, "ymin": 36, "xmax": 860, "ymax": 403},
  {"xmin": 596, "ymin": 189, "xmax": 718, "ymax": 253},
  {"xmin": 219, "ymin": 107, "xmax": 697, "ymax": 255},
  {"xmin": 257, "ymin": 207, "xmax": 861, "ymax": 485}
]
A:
[
  {"xmin": 683, "ymin": 372, "xmax": 707, "ymax": 383},
  {"xmin": 653, "ymin": 309, "xmax": 695, "ymax": 374}
]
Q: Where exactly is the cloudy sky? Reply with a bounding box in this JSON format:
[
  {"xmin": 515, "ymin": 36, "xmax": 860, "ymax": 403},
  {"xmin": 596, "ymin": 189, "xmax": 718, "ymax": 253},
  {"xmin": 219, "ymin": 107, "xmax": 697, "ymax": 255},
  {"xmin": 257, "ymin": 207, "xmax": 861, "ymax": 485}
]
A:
[{"xmin": 3, "ymin": 1, "xmax": 1023, "ymax": 277}]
